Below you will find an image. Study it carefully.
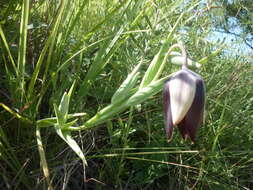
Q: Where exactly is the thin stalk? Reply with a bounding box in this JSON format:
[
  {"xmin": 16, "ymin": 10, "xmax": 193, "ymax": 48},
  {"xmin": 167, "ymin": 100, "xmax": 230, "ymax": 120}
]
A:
[
  {"xmin": 139, "ymin": 11, "xmax": 186, "ymax": 89},
  {"xmin": 17, "ymin": 0, "xmax": 29, "ymax": 103},
  {"xmin": 67, "ymin": 76, "xmax": 170, "ymax": 131},
  {"xmin": 0, "ymin": 24, "xmax": 18, "ymax": 75},
  {"xmin": 36, "ymin": 126, "xmax": 54, "ymax": 190},
  {"xmin": 163, "ymin": 43, "xmax": 188, "ymax": 69},
  {"xmin": 0, "ymin": 103, "xmax": 33, "ymax": 124}
]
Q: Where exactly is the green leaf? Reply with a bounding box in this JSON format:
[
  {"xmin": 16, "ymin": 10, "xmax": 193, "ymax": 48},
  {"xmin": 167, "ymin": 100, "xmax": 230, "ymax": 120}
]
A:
[
  {"xmin": 111, "ymin": 61, "xmax": 142, "ymax": 104},
  {"xmin": 139, "ymin": 11, "xmax": 185, "ymax": 89},
  {"xmin": 27, "ymin": 0, "xmax": 66, "ymax": 100},
  {"xmin": 54, "ymin": 124, "xmax": 87, "ymax": 166},
  {"xmin": 0, "ymin": 24, "xmax": 17, "ymax": 75},
  {"xmin": 71, "ymin": 76, "xmax": 170, "ymax": 130},
  {"xmin": 67, "ymin": 80, "xmax": 76, "ymax": 98},
  {"xmin": 126, "ymin": 76, "xmax": 168, "ymax": 106},
  {"xmin": 76, "ymin": 26, "xmax": 125, "ymax": 101},
  {"xmin": 37, "ymin": 118, "xmax": 56, "ymax": 128},
  {"xmin": 53, "ymin": 103, "xmax": 64, "ymax": 125},
  {"xmin": 37, "ymin": 113, "xmax": 88, "ymax": 128},
  {"xmin": 198, "ymin": 47, "xmax": 223, "ymax": 65},
  {"xmin": 62, "ymin": 119, "xmax": 78, "ymax": 130},
  {"xmin": 56, "ymin": 81, "xmax": 76, "ymax": 124},
  {"xmin": 17, "ymin": 0, "xmax": 29, "ymax": 103},
  {"xmin": 58, "ymin": 92, "xmax": 69, "ymax": 123}
]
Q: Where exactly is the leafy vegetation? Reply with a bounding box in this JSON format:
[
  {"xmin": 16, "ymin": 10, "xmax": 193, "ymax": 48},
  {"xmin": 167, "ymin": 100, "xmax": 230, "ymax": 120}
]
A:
[{"xmin": 0, "ymin": 0, "xmax": 252, "ymax": 189}]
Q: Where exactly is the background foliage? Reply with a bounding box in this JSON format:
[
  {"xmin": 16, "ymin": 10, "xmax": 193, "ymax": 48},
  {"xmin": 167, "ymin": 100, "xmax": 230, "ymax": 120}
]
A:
[{"xmin": 0, "ymin": 0, "xmax": 252, "ymax": 189}]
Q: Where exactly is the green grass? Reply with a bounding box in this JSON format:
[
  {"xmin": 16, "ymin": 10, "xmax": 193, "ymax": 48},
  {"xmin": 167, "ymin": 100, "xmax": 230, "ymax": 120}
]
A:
[{"xmin": 0, "ymin": 0, "xmax": 253, "ymax": 189}]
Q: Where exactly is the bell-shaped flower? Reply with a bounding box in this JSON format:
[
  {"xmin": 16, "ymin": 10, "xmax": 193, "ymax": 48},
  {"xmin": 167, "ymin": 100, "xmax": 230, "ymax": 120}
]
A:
[{"xmin": 163, "ymin": 66, "xmax": 205, "ymax": 142}]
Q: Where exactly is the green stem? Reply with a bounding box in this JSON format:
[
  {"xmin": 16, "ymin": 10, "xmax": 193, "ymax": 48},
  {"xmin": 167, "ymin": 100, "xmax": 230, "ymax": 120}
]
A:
[
  {"xmin": 36, "ymin": 126, "xmax": 54, "ymax": 190},
  {"xmin": 17, "ymin": 0, "xmax": 29, "ymax": 103},
  {"xmin": 68, "ymin": 76, "xmax": 170, "ymax": 131}
]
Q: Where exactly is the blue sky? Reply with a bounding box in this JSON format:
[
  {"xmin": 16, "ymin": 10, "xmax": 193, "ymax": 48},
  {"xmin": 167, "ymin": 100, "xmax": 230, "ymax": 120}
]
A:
[
  {"xmin": 198, "ymin": 0, "xmax": 253, "ymax": 62},
  {"xmin": 208, "ymin": 19, "xmax": 253, "ymax": 62}
]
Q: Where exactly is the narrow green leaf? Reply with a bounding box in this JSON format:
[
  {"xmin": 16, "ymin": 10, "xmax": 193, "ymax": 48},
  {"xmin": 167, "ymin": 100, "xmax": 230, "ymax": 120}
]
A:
[
  {"xmin": 17, "ymin": 0, "xmax": 29, "ymax": 102},
  {"xmin": 67, "ymin": 80, "xmax": 76, "ymax": 98},
  {"xmin": 81, "ymin": 0, "xmax": 130, "ymax": 41},
  {"xmin": 0, "ymin": 103, "xmax": 33, "ymax": 124},
  {"xmin": 58, "ymin": 81, "xmax": 76, "ymax": 123},
  {"xmin": 69, "ymin": 76, "xmax": 170, "ymax": 131},
  {"xmin": 53, "ymin": 103, "xmax": 64, "ymax": 126},
  {"xmin": 37, "ymin": 118, "xmax": 56, "ymax": 128},
  {"xmin": 76, "ymin": 26, "xmax": 125, "ymax": 101},
  {"xmin": 111, "ymin": 61, "xmax": 142, "ymax": 104},
  {"xmin": 27, "ymin": 0, "xmax": 66, "ymax": 100},
  {"xmin": 55, "ymin": 0, "xmax": 131, "ymax": 75},
  {"xmin": 0, "ymin": 24, "xmax": 17, "ymax": 75},
  {"xmin": 139, "ymin": 11, "xmax": 185, "ymax": 89},
  {"xmin": 198, "ymin": 47, "xmax": 223, "ymax": 64},
  {"xmin": 54, "ymin": 124, "xmax": 87, "ymax": 165},
  {"xmin": 56, "ymin": 37, "xmax": 108, "ymax": 73},
  {"xmin": 36, "ymin": 113, "xmax": 88, "ymax": 128},
  {"xmin": 58, "ymin": 92, "xmax": 69, "ymax": 123},
  {"xmin": 126, "ymin": 76, "xmax": 168, "ymax": 106},
  {"xmin": 62, "ymin": 119, "xmax": 78, "ymax": 129},
  {"xmin": 64, "ymin": 0, "xmax": 89, "ymax": 40}
]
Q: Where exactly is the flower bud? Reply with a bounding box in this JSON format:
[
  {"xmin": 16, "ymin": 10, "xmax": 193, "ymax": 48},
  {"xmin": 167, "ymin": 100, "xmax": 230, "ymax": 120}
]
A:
[{"xmin": 163, "ymin": 67, "xmax": 205, "ymax": 142}]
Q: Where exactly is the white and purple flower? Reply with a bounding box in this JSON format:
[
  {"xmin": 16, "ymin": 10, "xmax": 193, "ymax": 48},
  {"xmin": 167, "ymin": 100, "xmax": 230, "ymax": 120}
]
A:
[{"xmin": 163, "ymin": 65, "xmax": 205, "ymax": 142}]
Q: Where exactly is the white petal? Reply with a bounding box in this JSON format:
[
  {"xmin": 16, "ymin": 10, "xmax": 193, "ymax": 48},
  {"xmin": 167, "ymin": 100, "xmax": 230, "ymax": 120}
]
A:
[{"xmin": 169, "ymin": 71, "xmax": 196, "ymax": 125}]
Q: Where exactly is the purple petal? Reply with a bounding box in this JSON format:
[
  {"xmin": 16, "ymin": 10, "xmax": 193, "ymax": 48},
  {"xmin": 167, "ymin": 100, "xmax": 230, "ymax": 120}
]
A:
[
  {"xmin": 177, "ymin": 78, "xmax": 205, "ymax": 142},
  {"xmin": 177, "ymin": 118, "xmax": 191, "ymax": 140},
  {"xmin": 163, "ymin": 80, "xmax": 174, "ymax": 142}
]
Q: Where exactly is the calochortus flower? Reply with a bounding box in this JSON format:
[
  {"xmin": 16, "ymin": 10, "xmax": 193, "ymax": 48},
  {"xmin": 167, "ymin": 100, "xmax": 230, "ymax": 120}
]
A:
[{"xmin": 163, "ymin": 44, "xmax": 205, "ymax": 142}]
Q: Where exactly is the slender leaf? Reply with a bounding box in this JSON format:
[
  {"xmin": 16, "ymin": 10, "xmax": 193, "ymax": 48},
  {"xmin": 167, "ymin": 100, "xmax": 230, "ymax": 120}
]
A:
[
  {"xmin": 17, "ymin": 0, "xmax": 29, "ymax": 103},
  {"xmin": 27, "ymin": 0, "xmax": 66, "ymax": 100},
  {"xmin": 111, "ymin": 61, "xmax": 142, "ymax": 104},
  {"xmin": 0, "ymin": 24, "xmax": 17, "ymax": 75},
  {"xmin": 54, "ymin": 124, "xmax": 87, "ymax": 165}
]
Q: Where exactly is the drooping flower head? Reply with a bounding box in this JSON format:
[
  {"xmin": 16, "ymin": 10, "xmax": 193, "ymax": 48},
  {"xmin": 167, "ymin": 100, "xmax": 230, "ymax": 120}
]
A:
[{"xmin": 163, "ymin": 44, "xmax": 205, "ymax": 142}]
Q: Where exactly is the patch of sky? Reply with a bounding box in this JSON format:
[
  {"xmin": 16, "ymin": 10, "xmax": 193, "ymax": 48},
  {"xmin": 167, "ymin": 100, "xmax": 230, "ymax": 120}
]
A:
[
  {"xmin": 178, "ymin": 0, "xmax": 252, "ymax": 63},
  {"xmin": 207, "ymin": 17, "xmax": 253, "ymax": 63}
]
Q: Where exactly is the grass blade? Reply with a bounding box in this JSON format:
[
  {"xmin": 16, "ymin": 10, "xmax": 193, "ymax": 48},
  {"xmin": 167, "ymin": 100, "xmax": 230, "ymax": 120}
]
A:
[
  {"xmin": 17, "ymin": 0, "xmax": 29, "ymax": 103},
  {"xmin": 54, "ymin": 125, "xmax": 87, "ymax": 166},
  {"xmin": 139, "ymin": 11, "xmax": 185, "ymax": 89},
  {"xmin": 75, "ymin": 26, "xmax": 125, "ymax": 102},
  {"xmin": 111, "ymin": 61, "xmax": 142, "ymax": 104},
  {"xmin": 27, "ymin": 0, "xmax": 66, "ymax": 100},
  {"xmin": 36, "ymin": 127, "xmax": 54, "ymax": 190},
  {"xmin": 0, "ymin": 24, "xmax": 17, "ymax": 75}
]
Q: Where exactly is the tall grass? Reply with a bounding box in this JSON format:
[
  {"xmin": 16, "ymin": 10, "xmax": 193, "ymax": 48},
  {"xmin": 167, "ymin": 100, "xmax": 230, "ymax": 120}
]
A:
[{"xmin": 0, "ymin": 0, "xmax": 252, "ymax": 189}]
